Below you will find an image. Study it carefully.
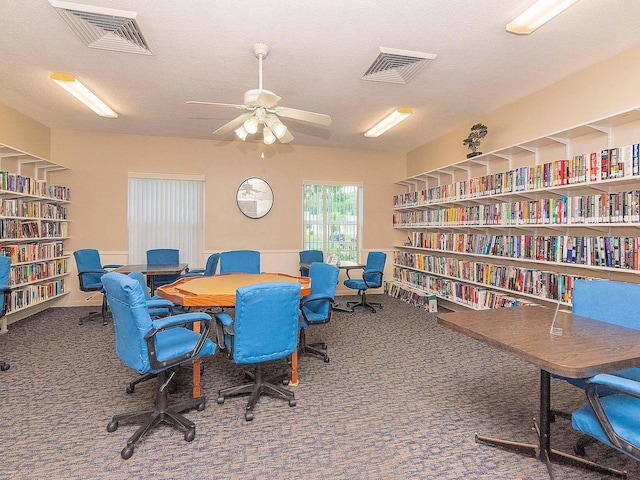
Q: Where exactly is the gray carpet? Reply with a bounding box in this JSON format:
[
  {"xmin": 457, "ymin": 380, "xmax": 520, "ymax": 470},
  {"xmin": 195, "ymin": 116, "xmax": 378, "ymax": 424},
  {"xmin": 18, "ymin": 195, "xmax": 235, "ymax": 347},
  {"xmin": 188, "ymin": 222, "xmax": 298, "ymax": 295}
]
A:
[{"xmin": 1, "ymin": 295, "xmax": 638, "ymax": 479}]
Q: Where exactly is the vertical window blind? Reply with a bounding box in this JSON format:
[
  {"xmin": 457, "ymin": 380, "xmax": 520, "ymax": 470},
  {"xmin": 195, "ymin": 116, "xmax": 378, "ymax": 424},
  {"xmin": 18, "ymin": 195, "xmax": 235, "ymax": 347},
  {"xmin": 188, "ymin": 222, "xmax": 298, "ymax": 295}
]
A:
[{"xmin": 128, "ymin": 175, "xmax": 204, "ymax": 268}]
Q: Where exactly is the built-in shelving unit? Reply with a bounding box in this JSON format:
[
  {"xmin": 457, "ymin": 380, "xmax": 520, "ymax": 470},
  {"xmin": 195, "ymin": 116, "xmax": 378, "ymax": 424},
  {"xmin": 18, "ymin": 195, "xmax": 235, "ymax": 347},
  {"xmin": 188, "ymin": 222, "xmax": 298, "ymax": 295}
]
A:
[
  {"xmin": 0, "ymin": 143, "xmax": 69, "ymax": 333},
  {"xmin": 390, "ymin": 107, "xmax": 640, "ymax": 311}
]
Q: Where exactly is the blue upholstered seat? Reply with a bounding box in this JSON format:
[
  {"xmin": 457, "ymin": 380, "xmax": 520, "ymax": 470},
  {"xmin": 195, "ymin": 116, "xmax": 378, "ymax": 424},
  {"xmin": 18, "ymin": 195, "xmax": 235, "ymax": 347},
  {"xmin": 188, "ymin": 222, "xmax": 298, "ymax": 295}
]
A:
[
  {"xmin": 219, "ymin": 250, "xmax": 260, "ymax": 274},
  {"xmin": 102, "ymin": 272, "xmax": 216, "ymax": 459},
  {"xmin": 344, "ymin": 251, "xmax": 386, "ymax": 313},
  {"xmin": 0, "ymin": 256, "xmax": 11, "ymax": 372},
  {"xmin": 299, "ymin": 263, "xmax": 339, "ymax": 362},
  {"xmin": 146, "ymin": 248, "xmax": 181, "ymax": 289},
  {"xmin": 299, "ymin": 249, "xmax": 324, "ymax": 277},
  {"xmin": 181, "ymin": 253, "xmax": 219, "ymax": 277},
  {"xmin": 73, "ymin": 248, "xmax": 122, "ymax": 325},
  {"xmin": 214, "ymin": 281, "xmax": 300, "ymax": 421}
]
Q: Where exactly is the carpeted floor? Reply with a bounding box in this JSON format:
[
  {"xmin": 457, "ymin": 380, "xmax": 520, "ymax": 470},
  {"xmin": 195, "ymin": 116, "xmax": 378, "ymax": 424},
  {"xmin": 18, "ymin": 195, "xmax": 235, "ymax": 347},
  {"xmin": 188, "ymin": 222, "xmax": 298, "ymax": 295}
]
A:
[{"xmin": 1, "ymin": 295, "xmax": 638, "ymax": 479}]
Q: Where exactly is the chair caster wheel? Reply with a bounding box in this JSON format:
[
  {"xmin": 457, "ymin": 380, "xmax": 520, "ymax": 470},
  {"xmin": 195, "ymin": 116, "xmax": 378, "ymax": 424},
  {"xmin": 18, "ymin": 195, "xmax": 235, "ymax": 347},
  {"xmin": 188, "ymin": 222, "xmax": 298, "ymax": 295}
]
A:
[
  {"xmin": 321, "ymin": 344, "xmax": 328, "ymax": 350},
  {"xmin": 78, "ymin": 320, "xmax": 84, "ymax": 325},
  {"xmin": 196, "ymin": 400, "xmax": 206, "ymax": 411},
  {"xmin": 245, "ymin": 412, "xmax": 254, "ymax": 421},
  {"xmin": 573, "ymin": 444, "xmax": 586, "ymax": 456},
  {"xmin": 184, "ymin": 429, "xmax": 195, "ymax": 442},
  {"xmin": 126, "ymin": 384, "xmax": 135, "ymax": 394},
  {"xmin": 0, "ymin": 362, "xmax": 9, "ymax": 371},
  {"xmin": 121, "ymin": 445, "xmax": 134, "ymax": 460},
  {"xmin": 289, "ymin": 399, "xmax": 296, "ymax": 407},
  {"xmin": 282, "ymin": 378, "xmax": 289, "ymax": 385},
  {"xmin": 107, "ymin": 421, "xmax": 118, "ymax": 433},
  {"xmin": 324, "ymin": 357, "xmax": 330, "ymax": 363},
  {"xmin": 216, "ymin": 396, "xmax": 225, "ymax": 404}
]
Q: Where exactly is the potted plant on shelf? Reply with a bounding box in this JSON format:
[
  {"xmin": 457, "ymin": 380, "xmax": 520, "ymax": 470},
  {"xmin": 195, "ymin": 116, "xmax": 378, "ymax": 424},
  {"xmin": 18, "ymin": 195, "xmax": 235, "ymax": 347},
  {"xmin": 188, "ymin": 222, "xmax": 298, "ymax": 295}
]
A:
[{"xmin": 463, "ymin": 123, "xmax": 488, "ymax": 158}]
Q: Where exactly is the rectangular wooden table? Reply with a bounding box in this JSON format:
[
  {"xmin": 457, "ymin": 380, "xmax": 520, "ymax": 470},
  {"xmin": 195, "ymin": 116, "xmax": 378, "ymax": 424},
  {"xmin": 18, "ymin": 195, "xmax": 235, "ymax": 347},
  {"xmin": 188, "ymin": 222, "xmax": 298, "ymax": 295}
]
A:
[
  {"xmin": 157, "ymin": 273, "xmax": 311, "ymax": 397},
  {"xmin": 437, "ymin": 306, "xmax": 640, "ymax": 478},
  {"xmin": 113, "ymin": 263, "xmax": 188, "ymax": 294}
]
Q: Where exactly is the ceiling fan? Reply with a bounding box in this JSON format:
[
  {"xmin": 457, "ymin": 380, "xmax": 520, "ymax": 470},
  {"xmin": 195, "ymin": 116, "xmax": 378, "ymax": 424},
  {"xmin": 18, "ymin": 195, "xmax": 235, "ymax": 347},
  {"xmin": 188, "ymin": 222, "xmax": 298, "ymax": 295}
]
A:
[{"xmin": 187, "ymin": 42, "xmax": 331, "ymax": 145}]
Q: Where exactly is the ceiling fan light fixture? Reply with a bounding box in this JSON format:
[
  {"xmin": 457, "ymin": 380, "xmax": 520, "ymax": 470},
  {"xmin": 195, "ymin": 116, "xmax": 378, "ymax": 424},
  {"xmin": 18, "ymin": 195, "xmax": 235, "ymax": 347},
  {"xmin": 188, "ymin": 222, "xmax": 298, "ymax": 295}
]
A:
[
  {"xmin": 234, "ymin": 125, "xmax": 248, "ymax": 141},
  {"xmin": 263, "ymin": 126, "xmax": 276, "ymax": 145},
  {"xmin": 506, "ymin": 0, "xmax": 578, "ymax": 35},
  {"xmin": 50, "ymin": 72, "xmax": 117, "ymax": 118},
  {"xmin": 272, "ymin": 120, "xmax": 288, "ymax": 139},
  {"xmin": 364, "ymin": 107, "xmax": 413, "ymax": 138},
  {"xmin": 244, "ymin": 116, "xmax": 259, "ymax": 134}
]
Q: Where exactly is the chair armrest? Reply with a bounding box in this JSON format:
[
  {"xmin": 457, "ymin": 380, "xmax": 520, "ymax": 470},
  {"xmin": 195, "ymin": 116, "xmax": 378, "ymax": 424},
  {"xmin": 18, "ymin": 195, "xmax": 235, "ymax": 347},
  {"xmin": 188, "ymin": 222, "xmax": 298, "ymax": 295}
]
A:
[
  {"xmin": 345, "ymin": 266, "xmax": 363, "ymax": 280},
  {"xmin": 181, "ymin": 270, "xmax": 204, "ymax": 278},
  {"xmin": 79, "ymin": 269, "xmax": 108, "ymax": 275},
  {"xmin": 588, "ymin": 374, "xmax": 640, "ymax": 398},
  {"xmin": 144, "ymin": 312, "xmax": 212, "ymax": 370},
  {"xmin": 362, "ymin": 269, "xmax": 383, "ymax": 287},
  {"xmin": 0, "ymin": 284, "xmax": 11, "ymax": 293},
  {"xmin": 103, "ymin": 264, "xmax": 123, "ymax": 269},
  {"xmin": 146, "ymin": 299, "xmax": 174, "ymax": 310}
]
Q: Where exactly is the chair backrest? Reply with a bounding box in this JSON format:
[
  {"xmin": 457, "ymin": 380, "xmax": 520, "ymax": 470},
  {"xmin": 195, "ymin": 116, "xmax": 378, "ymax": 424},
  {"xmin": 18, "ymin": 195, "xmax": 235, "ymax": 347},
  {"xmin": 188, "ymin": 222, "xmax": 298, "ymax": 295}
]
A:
[
  {"xmin": 146, "ymin": 248, "xmax": 179, "ymax": 265},
  {"xmin": 220, "ymin": 250, "xmax": 260, "ymax": 274},
  {"xmin": 232, "ymin": 282, "xmax": 300, "ymax": 364},
  {"xmin": 364, "ymin": 251, "xmax": 387, "ymax": 288},
  {"xmin": 0, "ymin": 256, "xmax": 11, "ymax": 313},
  {"xmin": 572, "ymin": 279, "xmax": 640, "ymax": 330},
  {"xmin": 305, "ymin": 263, "xmax": 339, "ymax": 317},
  {"xmin": 73, "ymin": 249, "xmax": 105, "ymax": 290},
  {"xmin": 101, "ymin": 272, "xmax": 154, "ymax": 374},
  {"xmin": 127, "ymin": 271, "xmax": 151, "ymax": 300},
  {"xmin": 203, "ymin": 253, "xmax": 220, "ymax": 276},
  {"xmin": 299, "ymin": 249, "xmax": 324, "ymax": 277}
]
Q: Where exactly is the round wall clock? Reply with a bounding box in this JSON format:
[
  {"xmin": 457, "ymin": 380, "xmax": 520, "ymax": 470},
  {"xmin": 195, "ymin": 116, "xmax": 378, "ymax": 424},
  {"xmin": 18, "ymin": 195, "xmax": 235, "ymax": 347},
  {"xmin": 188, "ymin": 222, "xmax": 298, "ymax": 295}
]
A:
[{"xmin": 236, "ymin": 177, "xmax": 274, "ymax": 219}]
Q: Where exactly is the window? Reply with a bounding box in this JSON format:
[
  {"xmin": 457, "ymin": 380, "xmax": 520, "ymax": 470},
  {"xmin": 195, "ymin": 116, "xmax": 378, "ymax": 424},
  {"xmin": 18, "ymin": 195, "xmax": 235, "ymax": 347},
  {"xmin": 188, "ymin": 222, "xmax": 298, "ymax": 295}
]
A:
[
  {"xmin": 303, "ymin": 183, "xmax": 361, "ymax": 261},
  {"xmin": 128, "ymin": 173, "xmax": 204, "ymax": 267}
]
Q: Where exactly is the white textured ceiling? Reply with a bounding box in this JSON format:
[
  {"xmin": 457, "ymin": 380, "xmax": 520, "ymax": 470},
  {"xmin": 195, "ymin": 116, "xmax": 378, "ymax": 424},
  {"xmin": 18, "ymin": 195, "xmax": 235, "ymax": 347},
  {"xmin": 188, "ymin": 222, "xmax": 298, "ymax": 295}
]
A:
[{"xmin": 1, "ymin": 1, "xmax": 640, "ymax": 153}]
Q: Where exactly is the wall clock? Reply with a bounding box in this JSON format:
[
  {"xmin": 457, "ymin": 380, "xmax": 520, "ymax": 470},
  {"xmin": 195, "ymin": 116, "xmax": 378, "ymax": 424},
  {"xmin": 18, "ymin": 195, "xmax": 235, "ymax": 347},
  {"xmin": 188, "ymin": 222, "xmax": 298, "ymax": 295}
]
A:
[{"xmin": 236, "ymin": 177, "xmax": 274, "ymax": 219}]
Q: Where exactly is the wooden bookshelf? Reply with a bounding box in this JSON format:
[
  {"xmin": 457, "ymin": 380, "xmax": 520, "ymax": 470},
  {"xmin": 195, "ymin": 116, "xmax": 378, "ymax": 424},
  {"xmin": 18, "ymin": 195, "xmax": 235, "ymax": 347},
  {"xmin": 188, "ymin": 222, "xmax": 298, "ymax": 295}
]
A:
[
  {"xmin": 0, "ymin": 143, "xmax": 69, "ymax": 333},
  {"xmin": 391, "ymin": 106, "xmax": 640, "ymax": 311}
]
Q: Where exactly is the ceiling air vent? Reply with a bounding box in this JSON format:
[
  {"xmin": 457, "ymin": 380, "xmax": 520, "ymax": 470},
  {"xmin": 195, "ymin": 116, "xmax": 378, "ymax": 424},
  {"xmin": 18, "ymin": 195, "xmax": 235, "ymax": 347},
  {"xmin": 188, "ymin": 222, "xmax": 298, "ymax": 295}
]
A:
[
  {"xmin": 361, "ymin": 47, "xmax": 436, "ymax": 84},
  {"xmin": 49, "ymin": 0, "xmax": 152, "ymax": 55}
]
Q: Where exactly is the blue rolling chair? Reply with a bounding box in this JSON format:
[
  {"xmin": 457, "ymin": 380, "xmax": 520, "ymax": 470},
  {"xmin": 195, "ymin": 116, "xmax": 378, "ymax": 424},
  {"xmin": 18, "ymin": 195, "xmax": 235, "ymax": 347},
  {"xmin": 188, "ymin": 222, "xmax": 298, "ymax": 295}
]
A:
[
  {"xmin": 73, "ymin": 249, "xmax": 122, "ymax": 325},
  {"xmin": 102, "ymin": 272, "xmax": 216, "ymax": 460},
  {"xmin": 299, "ymin": 249, "xmax": 323, "ymax": 277},
  {"xmin": 572, "ymin": 374, "xmax": 640, "ymax": 465},
  {"xmin": 146, "ymin": 248, "xmax": 181, "ymax": 291},
  {"xmin": 344, "ymin": 252, "xmax": 387, "ymax": 313},
  {"xmin": 181, "ymin": 253, "xmax": 220, "ymax": 278},
  {"xmin": 300, "ymin": 263, "xmax": 339, "ymax": 363},
  {"xmin": 219, "ymin": 250, "xmax": 260, "ymax": 274},
  {"xmin": 214, "ymin": 282, "xmax": 300, "ymax": 421},
  {"xmin": 0, "ymin": 256, "xmax": 11, "ymax": 371}
]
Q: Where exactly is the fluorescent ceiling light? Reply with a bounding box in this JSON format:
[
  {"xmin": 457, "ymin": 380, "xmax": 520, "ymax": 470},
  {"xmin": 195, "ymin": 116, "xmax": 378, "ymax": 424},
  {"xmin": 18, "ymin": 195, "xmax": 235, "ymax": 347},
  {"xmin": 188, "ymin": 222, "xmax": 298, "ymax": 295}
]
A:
[
  {"xmin": 50, "ymin": 72, "xmax": 117, "ymax": 118},
  {"xmin": 364, "ymin": 107, "xmax": 413, "ymax": 138},
  {"xmin": 506, "ymin": 0, "xmax": 578, "ymax": 35}
]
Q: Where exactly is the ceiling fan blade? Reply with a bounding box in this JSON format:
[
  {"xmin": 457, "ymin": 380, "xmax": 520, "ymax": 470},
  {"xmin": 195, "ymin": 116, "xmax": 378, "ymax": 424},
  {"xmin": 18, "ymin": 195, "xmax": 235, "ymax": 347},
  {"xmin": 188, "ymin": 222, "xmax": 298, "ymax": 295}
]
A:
[
  {"xmin": 212, "ymin": 113, "xmax": 253, "ymax": 136},
  {"xmin": 186, "ymin": 100, "xmax": 247, "ymax": 109},
  {"xmin": 275, "ymin": 106, "xmax": 332, "ymax": 126},
  {"xmin": 256, "ymin": 90, "xmax": 281, "ymax": 108},
  {"xmin": 279, "ymin": 130, "xmax": 294, "ymax": 144}
]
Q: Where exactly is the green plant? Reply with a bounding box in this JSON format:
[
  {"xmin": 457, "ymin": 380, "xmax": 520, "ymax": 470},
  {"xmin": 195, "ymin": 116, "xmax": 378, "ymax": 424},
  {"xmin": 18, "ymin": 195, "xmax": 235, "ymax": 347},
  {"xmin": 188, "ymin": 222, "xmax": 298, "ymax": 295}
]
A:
[{"xmin": 463, "ymin": 123, "xmax": 488, "ymax": 154}]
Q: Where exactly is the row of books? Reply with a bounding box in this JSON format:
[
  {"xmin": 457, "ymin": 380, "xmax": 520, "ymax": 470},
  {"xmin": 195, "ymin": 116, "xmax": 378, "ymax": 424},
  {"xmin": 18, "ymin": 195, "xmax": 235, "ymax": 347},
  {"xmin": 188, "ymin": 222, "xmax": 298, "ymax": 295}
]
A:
[
  {"xmin": 0, "ymin": 171, "xmax": 70, "ymax": 201},
  {"xmin": 0, "ymin": 219, "xmax": 68, "ymax": 239},
  {"xmin": 406, "ymin": 232, "xmax": 640, "ymax": 270},
  {"xmin": 393, "ymin": 251, "xmax": 586, "ymax": 302},
  {"xmin": 0, "ymin": 198, "xmax": 68, "ymax": 219},
  {"xmin": 10, "ymin": 259, "xmax": 67, "ymax": 287},
  {"xmin": 1, "ymin": 241, "xmax": 65, "ymax": 264},
  {"xmin": 393, "ymin": 145, "xmax": 640, "ymax": 208},
  {"xmin": 392, "ymin": 269, "xmax": 536, "ymax": 309},
  {"xmin": 7, "ymin": 278, "xmax": 65, "ymax": 313},
  {"xmin": 392, "ymin": 189, "xmax": 640, "ymax": 227},
  {"xmin": 383, "ymin": 281, "xmax": 438, "ymax": 312}
]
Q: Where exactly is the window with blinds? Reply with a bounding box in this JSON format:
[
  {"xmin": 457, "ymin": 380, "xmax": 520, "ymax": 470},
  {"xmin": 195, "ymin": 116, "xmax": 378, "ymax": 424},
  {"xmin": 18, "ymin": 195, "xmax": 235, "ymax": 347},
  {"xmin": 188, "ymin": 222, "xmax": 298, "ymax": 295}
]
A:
[
  {"xmin": 303, "ymin": 183, "xmax": 361, "ymax": 262},
  {"xmin": 128, "ymin": 174, "xmax": 204, "ymax": 268}
]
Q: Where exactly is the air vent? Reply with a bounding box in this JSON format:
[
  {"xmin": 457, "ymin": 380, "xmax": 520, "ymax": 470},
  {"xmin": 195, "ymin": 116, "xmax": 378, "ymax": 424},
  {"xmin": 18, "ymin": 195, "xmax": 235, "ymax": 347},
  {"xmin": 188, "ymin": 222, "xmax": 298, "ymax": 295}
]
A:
[
  {"xmin": 49, "ymin": 0, "xmax": 152, "ymax": 55},
  {"xmin": 361, "ymin": 47, "xmax": 436, "ymax": 84}
]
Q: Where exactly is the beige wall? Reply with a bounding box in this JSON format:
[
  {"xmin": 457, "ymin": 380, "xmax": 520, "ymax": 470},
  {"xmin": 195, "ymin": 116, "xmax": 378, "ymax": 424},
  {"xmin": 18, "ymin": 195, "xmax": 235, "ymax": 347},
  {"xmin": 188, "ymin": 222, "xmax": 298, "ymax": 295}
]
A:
[
  {"xmin": 0, "ymin": 102, "xmax": 50, "ymax": 160},
  {"xmin": 407, "ymin": 43, "xmax": 640, "ymax": 176},
  {"xmin": 47, "ymin": 129, "xmax": 406, "ymax": 304}
]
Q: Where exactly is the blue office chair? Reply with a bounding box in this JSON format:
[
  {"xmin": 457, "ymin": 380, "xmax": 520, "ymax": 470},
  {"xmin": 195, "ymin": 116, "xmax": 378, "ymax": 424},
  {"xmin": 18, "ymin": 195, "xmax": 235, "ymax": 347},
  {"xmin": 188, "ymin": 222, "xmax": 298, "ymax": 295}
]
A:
[
  {"xmin": 299, "ymin": 249, "xmax": 324, "ymax": 277},
  {"xmin": 73, "ymin": 249, "xmax": 122, "ymax": 325},
  {"xmin": 344, "ymin": 252, "xmax": 387, "ymax": 313},
  {"xmin": 572, "ymin": 374, "xmax": 640, "ymax": 464},
  {"xmin": 300, "ymin": 263, "xmax": 339, "ymax": 363},
  {"xmin": 0, "ymin": 256, "xmax": 11, "ymax": 372},
  {"xmin": 214, "ymin": 282, "xmax": 300, "ymax": 421},
  {"xmin": 181, "ymin": 253, "xmax": 220, "ymax": 278},
  {"xmin": 102, "ymin": 272, "xmax": 216, "ymax": 459},
  {"xmin": 146, "ymin": 248, "xmax": 181, "ymax": 290},
  {"xmin": 219, "ymin": 249, "xmax": 260, "ymax": 274}
]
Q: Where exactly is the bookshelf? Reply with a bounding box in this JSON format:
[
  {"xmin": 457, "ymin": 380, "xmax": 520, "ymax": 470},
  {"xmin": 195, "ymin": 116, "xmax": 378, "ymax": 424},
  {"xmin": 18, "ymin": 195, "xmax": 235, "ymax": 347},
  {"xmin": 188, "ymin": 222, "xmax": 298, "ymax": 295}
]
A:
[
  {"xmin": 0, "ymin": 143, "xmax": 70, "ymax": 333},
  {"xmin": 391, "ymin": 106, "xmax": 640, "ymax": 311}
]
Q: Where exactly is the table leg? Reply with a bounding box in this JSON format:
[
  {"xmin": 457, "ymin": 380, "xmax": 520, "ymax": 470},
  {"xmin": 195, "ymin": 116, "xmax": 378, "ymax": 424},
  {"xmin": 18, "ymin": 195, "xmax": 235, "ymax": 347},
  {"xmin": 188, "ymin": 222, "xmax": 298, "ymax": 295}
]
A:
[
  {"xmin": 290, "ymin": 351, "xmax": 299, "ymax": 386},
  {"xmin": 192, "ymin": 320, "xmax": 201, "ymax": 398}
]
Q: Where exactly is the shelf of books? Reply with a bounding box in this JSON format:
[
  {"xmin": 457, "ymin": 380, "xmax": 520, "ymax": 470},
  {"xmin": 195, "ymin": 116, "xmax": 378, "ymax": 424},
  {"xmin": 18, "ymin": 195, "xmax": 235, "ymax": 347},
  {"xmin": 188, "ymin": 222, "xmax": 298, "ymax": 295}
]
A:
[
  {"xmin": 391, "ymin": 106, "xmax": 640, "ymax": 311},
  {"xmin": 0, "ymin": 144, "xmax": 70, "ymax": 333}
]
